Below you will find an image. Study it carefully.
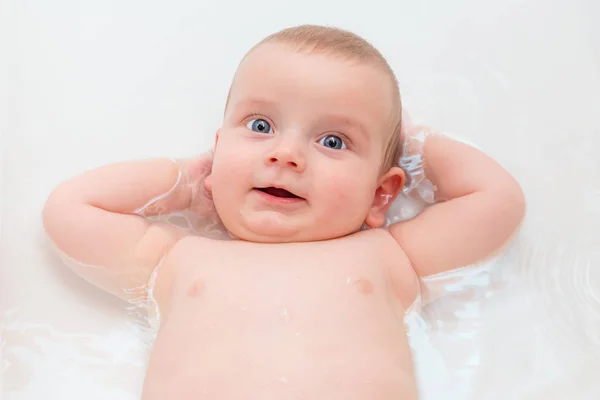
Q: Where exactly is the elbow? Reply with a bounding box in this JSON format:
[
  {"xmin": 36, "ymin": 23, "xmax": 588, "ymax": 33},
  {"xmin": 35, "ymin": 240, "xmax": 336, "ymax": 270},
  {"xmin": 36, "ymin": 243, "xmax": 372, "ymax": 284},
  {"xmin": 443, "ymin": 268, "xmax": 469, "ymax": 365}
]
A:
[
  {"xmin": 42, "ymin": 189, "xmax": 63, "ymax": 240},
  {"xmin": 42, "ymin": 183, "xmax": 78, "ymax": 240},
  {"xmin": 495, "ymin": 176, "xmax": 527, "ymax": 236},
  {"xmin": 509, "ymin": 176, "xmax": 527, "ymax": 228}
]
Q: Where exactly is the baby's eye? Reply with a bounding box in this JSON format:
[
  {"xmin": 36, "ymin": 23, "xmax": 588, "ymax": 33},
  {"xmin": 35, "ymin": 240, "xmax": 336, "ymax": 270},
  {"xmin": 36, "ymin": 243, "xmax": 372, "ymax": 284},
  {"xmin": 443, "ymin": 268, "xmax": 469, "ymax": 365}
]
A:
[
  {"xmin": 318, "ymin": 135, "xmax": 346, "ymax": 150},
  {"xmin": 246, "ymin": 118, "xmax": 273, "ymax": 134}
]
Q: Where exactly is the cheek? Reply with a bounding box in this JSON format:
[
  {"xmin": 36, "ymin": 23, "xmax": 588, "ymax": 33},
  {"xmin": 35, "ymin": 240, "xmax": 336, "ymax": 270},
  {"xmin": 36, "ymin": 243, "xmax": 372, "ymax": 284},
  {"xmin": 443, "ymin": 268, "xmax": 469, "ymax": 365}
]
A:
[
  {"xmin": 318, "ymin": 168, "xmax": 375, "ymax": 208},
  {"xmin": 214, "ymin": 138, "xmax": 255, "ymax": 172},
  {"xmin": 212, "ymin": 146, "xmax": 254, "ymax": 194}
]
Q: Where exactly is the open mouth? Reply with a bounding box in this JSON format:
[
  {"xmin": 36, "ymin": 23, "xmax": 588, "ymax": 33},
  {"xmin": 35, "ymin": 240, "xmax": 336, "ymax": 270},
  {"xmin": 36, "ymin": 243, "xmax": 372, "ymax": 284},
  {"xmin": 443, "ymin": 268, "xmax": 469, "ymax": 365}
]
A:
[{"xmin": 256, "ymin": 187, "xmax": 303, "ymax": 199}]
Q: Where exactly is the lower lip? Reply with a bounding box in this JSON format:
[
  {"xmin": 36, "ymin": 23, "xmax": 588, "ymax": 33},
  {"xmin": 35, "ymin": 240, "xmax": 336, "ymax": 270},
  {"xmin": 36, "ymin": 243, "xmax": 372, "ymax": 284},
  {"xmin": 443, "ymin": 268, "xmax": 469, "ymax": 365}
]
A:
[{"xmin": 254, "ymin": 189, "xmax": 305, "ymax": 205}]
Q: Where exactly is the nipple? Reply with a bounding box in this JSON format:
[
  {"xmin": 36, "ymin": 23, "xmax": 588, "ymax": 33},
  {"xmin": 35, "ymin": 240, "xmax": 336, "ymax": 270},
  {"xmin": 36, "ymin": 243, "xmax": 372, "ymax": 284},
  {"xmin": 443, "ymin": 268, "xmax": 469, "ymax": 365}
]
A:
[
  {"xmin": 346, "ymin": 277, "xmax": 373, "ymax": 295},
  {"xmin": 187, "ymin": 280, "xmax": 205, "ymax": 298}
]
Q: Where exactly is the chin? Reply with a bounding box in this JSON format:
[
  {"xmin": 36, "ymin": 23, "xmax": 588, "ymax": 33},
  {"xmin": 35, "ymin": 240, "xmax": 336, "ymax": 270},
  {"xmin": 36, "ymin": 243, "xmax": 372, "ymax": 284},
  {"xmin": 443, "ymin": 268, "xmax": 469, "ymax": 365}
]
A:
[
  {"xmin": 231, "ymin": 228, "xmax": 299, "ymax": 243},
  {"xmin": 247, "ymin": 223, "xmax": 305, "ymax": 243},
  {"xmin": 221, "ymin": 214, "xmax": 301, "ymax": 243},
  {"xmin": 221, "ymin": 210, "xmax": 362, "ymax": 243},
  {"xmin": 236, "ymin": 222, "xmax": 358, "ymax": 244}
]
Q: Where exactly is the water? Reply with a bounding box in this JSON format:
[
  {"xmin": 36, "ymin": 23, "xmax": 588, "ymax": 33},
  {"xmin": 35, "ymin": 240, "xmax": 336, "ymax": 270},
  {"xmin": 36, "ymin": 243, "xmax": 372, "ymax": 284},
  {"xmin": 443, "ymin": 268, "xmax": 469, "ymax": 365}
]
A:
[
  {"xmin": 280, "ymin": 308, "xmax": 291, "ymax": 323},
  {"xmin": 2, "ymin": 0, "xmax": 600, "ymax": 398}
]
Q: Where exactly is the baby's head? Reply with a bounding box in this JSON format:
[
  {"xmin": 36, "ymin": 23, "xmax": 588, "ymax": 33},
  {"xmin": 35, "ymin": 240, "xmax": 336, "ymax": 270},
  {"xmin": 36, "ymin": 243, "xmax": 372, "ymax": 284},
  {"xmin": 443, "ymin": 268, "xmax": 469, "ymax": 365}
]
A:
[{"xmin": 204, "ymin": 25, "xmax": 405, "ymax": 243}]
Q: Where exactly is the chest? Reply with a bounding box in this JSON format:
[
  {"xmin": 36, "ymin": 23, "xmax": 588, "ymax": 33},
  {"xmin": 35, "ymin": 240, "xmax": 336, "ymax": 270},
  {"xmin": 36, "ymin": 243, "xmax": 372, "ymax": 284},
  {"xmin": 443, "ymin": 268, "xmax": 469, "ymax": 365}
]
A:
[{"xmin": 168, "ymin": 233, "xmax": 408, "ymax": 321}]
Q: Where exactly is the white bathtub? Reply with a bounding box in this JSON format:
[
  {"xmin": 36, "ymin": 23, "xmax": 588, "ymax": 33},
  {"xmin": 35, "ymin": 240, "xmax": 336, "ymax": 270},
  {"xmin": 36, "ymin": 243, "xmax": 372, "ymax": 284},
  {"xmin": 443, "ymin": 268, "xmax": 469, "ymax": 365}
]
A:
[{"xmin": 1, "ymin": 0, "xmax": 599, "ymax": 399}]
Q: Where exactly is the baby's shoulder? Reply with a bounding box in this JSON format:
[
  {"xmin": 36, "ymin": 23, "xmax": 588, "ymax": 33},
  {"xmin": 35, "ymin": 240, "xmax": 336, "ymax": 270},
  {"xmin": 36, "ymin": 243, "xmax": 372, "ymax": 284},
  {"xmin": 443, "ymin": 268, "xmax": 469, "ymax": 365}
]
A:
[
  {"xmin": 168, "ymin": 234, "xmax": 217, "ymax": 261},
  {"xmin": 357, "ymin": 229, "xmax": 419, "ymax": 308},
  {"xmin": 150, "ymin": 235, "xmax": 217, "ymax": 311},
  {"xmin": 338, "ymin": 228, "xmax": 414, "ymax": 271},
  {"xmin": 346, "ymin": 228, "xmax": 407, "ymax": 254}
]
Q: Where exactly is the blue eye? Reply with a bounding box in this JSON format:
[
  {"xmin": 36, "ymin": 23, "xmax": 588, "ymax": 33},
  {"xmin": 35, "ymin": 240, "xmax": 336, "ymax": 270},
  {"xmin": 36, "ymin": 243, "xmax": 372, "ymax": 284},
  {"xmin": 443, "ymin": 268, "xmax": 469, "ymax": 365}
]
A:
[
  {"xmin": 319, "ymin": 135, "xmax": 346, "ymax": 150},
  {"xmin": 246, "ymin": 118, "xmax": 273, "ymax": 134}
]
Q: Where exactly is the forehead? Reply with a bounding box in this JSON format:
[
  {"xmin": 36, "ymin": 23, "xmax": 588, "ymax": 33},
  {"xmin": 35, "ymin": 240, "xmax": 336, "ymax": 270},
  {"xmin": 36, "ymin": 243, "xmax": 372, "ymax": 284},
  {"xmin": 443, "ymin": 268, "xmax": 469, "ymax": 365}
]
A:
[{"xmin": 228, "ymin": 43, "xmax": 395, "ymax": 129}]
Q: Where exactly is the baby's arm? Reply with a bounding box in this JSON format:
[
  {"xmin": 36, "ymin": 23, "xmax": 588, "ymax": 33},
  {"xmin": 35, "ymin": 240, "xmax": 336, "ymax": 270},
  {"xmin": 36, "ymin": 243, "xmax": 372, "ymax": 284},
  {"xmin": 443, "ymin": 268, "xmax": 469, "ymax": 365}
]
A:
[
  {"xmin": 42, "ymin": 156, "xmax": 213, "ymax": 301},
  {"xmin": 389, "ymin": 128, "xmax": 526, "ymax": 277}
]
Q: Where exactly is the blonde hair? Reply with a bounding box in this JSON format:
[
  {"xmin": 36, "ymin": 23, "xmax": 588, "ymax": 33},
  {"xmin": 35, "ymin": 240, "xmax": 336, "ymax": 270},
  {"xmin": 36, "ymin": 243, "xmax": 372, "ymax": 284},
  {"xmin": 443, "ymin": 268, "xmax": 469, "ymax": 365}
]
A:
[{"xmin": 236, "ymin": 25, "xmax": 403, "ymax": 172}]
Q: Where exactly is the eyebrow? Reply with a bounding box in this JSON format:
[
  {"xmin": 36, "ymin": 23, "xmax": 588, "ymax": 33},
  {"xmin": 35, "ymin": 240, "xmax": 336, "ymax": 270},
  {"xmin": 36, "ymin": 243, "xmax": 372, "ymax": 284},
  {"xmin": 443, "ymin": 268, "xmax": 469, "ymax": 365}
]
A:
[
  {"xmin": 324, "ymin": 114, "xmax": 369, "ymax": 140},
  {"xmin": 230, "ymin": 97, "xmax": 276, "ymax": 111}
]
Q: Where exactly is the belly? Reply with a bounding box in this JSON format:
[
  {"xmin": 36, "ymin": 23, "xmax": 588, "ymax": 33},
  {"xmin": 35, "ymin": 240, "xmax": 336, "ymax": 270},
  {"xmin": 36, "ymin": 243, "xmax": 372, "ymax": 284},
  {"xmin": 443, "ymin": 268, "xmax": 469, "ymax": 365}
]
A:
[{"xmin": 142, "ymin": 240, "xmax": 417, "ymax": 399}]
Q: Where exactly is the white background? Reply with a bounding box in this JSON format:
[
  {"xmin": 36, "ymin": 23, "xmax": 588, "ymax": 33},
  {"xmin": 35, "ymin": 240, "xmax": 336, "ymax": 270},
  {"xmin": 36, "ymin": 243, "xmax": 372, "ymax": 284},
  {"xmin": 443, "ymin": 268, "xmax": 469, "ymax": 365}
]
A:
[{"xmin": 1, "ymin": 0, "xmax": 599, "ymax": 399}]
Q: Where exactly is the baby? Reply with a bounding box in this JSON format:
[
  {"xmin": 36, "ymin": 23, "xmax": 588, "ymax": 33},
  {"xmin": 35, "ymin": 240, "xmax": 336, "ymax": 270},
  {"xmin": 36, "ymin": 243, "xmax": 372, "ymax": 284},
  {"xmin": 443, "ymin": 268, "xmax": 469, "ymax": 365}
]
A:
[{"xmin": 42, "ymin": 25, "xmax": 525, "ymax": 399}]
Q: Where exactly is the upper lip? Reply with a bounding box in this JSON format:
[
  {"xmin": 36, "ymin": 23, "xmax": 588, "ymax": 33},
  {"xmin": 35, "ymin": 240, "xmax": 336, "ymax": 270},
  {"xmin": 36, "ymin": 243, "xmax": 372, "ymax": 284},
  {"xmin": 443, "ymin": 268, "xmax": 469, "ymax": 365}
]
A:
[{"xmin": 255, "ymin": 185, "xmax": 305, "ymax": 199}]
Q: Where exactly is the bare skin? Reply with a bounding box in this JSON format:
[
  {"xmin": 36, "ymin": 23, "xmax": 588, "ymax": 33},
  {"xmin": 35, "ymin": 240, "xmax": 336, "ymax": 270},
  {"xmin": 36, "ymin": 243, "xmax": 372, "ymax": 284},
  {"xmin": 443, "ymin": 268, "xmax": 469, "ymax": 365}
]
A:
[
  {"xmin": 144, "ymin": 230, "xmax": 419, "ymax": 399},
  {"xmin": 42, "ymin": 40, "xmax": 526, "ymax": 399}
]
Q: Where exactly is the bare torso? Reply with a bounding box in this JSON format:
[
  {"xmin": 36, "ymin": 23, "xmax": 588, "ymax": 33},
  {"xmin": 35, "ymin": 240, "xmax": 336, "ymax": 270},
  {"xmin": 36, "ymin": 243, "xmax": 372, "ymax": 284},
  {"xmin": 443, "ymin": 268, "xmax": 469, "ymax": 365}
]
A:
[{"xmin": 142, "ymin": 228, "xmax": 420, "ymax": 400}]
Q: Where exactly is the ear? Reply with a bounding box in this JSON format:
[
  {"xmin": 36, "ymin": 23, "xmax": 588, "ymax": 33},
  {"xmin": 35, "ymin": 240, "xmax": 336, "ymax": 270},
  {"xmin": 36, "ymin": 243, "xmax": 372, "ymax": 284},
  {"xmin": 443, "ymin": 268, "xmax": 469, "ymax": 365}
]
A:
[
  {"xmin": 203, "ymin": 129, "xmax": 220, "ymax": 193},
  {"xmin": 204, "ymin": 172, "xmax": 213, "ymax": 192},
  {"xmin": 364, "ymin": 167, "xmax": 406, "ymax": 229},
  {"xmin": 213, "ymin": 128, "xmax": 220, "ymax": 152}
]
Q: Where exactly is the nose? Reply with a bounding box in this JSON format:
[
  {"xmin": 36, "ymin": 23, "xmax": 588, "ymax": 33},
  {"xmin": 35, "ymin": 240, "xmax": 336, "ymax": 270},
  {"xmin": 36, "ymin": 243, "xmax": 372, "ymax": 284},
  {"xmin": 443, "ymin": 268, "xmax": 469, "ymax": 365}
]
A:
[{"xmin": 265, "ymin": 138, "xmax": 306, "ymax": 172}]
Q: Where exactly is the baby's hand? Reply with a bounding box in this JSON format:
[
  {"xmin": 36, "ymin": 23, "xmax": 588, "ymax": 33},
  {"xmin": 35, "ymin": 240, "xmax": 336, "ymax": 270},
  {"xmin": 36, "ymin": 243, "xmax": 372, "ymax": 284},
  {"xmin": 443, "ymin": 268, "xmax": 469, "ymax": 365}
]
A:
[
  {"xmin": 184, "ymin": 153, "xmax": 218, "ymax": 220},
  {"xmin": 132, "ymin": 153, "xmax": 216, "ymax": 219},
  {"xmin": 399, "ymin": 122, "xmax": 441, "ymax": 205},
  {"xmin": 186, "ymin": 153, "xmax": 214, "ymax": 183}
]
